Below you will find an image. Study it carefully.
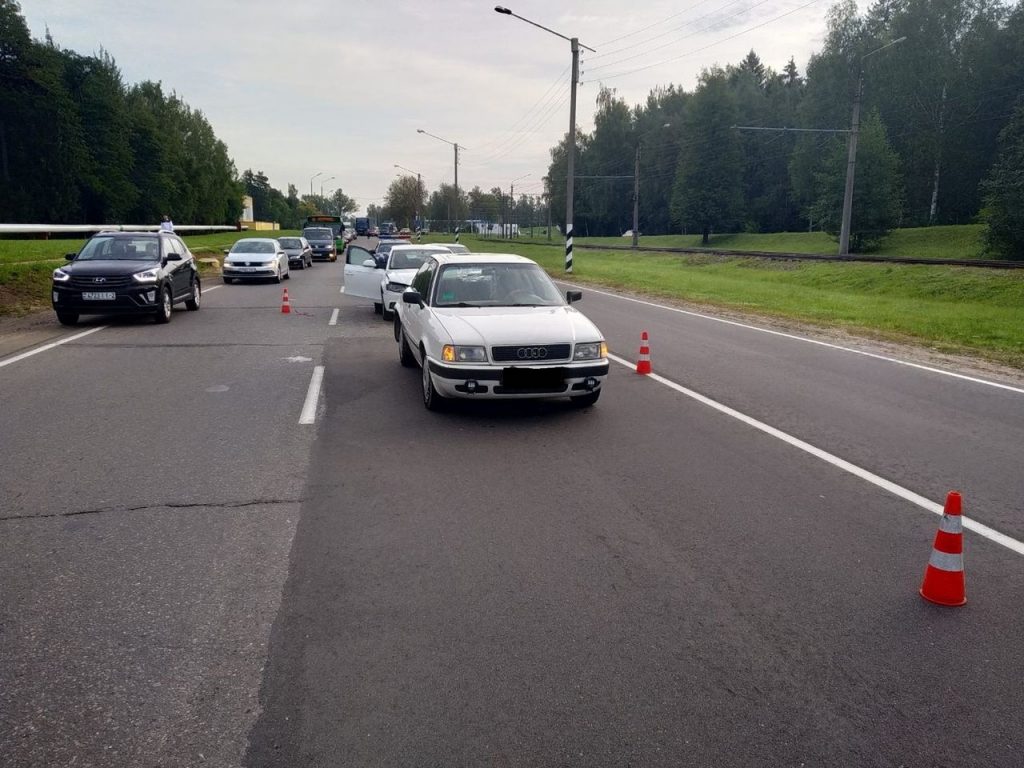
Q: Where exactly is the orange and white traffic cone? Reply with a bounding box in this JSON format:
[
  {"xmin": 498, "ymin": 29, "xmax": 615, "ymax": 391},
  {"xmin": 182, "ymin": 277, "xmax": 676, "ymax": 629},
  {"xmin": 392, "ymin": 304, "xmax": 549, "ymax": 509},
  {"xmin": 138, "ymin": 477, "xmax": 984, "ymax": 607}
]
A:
[
  {"xmin": 281, "ymin": 287, "xmax": 291, "ymax": 314},
  {"xmin": 920, "ymin": 491, "xmax": 967, "ymax": 607},
  {"xmin": 635, "ymin": 331, "xmax": 651, "ymax": 375}
]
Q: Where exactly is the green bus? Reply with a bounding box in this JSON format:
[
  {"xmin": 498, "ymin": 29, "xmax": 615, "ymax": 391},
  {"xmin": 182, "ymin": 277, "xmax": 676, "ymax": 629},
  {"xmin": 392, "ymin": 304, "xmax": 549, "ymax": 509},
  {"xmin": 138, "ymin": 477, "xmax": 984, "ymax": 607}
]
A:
[{"xmin": 302, "ymin": 214, "xmax": 345, "ymax": 248}]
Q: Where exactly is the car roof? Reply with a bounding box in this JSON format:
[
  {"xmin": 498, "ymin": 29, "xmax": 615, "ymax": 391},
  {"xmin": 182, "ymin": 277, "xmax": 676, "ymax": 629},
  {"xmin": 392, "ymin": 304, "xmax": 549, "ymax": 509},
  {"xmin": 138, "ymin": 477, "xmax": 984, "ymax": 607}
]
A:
[
  {"xmin": 431, "ymin": 253, "xmax": 536, "ymax": 266},
  {"xmin": 95, "ymin": 231, "xmax": 162, "ymax": 238},
  {"xmin": 389, "ymin": 244, "xmax": 450, "ymax": 251}
]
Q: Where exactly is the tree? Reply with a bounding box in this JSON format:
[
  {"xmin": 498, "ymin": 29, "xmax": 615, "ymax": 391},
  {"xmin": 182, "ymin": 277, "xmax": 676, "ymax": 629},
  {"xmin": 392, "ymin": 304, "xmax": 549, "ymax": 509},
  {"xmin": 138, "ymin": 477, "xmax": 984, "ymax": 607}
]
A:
[
  {"xmin": 670, "ymin": 70, "xmax": 744, "ymax": 243},
  {"xmin": 811, "ymin": 110, "xmax": 902, "ymax": 251},
  {"xmin": 385, "ymin": 175, "xmax": 422, "ymax": 228},
  {"xmin": 980, "ymin": 99, "xmax": 1024, "ymax": 259}
]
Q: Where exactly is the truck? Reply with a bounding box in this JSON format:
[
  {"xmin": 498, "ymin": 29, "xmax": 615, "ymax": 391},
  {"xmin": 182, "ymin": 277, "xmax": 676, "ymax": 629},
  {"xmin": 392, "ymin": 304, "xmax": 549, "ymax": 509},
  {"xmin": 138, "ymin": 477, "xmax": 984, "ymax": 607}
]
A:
[{"xmin": 354, "ymin": 217, "xmax": 370, "ymax": 236}]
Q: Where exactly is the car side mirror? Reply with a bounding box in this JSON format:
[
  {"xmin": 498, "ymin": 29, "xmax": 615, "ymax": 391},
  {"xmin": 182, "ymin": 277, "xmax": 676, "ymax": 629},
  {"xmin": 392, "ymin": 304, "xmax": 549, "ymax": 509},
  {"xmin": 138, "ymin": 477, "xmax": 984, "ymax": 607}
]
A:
[
  {"xmin": 65, "ymin": 253, "xmax": 77, "ymax": 261},
  {"xmin": 402, "ymin": 290, "xmax": 423, "ymax": 307},
  {"xmin": 566, "ymin": 290, "xmax": 582, "ymax": 304},
  {"xmin": 166, "ymin": 253, "xmax": 183, "ymax": 262},
  {"xmin": 223, "ymin": 249, "xmax": 231, "ymax": 255},
  {"xmin": 361, "ymin": 259, "xmax": 376, "ymax": 268}
]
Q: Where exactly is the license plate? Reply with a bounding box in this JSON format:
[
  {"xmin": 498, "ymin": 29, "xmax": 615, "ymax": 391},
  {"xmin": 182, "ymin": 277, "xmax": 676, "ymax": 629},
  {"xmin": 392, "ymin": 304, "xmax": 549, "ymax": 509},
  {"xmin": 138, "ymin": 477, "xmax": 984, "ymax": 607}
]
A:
[
  {"xmin": 235, "ymin": 267, "xmax": 257, "ymax": 272},
  {"xmin": 82, "ymin": 291, "xmax": 116, "ymax": 301},
  {"xmin": 502, "ymin": 367, "xmax": 565, "ymax": 389}
]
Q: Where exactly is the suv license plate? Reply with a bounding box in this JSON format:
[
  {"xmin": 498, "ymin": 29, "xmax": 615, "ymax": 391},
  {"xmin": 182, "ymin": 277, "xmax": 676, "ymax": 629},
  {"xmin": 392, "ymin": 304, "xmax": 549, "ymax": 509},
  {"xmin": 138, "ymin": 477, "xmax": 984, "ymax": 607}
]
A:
[
  {"xmin": 82, "ymin": 291, "xmax": 116, "ymax": 301},
  {"xmin": 502, "ymin": 366, "xmax": 565, "ymax": 389}
]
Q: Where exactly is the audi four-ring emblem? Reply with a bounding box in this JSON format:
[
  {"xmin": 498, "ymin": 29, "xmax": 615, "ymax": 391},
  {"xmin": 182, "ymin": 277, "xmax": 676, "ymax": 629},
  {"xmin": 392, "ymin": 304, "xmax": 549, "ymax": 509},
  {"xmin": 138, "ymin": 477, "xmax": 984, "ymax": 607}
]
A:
[{"xmin": 516, "ymin": 347, "xmax": 548, "ymax": 359}]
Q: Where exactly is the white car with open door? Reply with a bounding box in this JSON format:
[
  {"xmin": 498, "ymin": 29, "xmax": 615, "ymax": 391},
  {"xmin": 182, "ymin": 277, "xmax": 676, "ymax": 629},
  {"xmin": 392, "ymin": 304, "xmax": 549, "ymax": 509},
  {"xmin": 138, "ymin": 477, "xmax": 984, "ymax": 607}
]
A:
[
  {"xmin": 343, "ymin": 243, "xmax": 450, "ymax": 317},
  {"xmin": 394, "ymin": 253, "xmax": 609, "ymax": 411}
]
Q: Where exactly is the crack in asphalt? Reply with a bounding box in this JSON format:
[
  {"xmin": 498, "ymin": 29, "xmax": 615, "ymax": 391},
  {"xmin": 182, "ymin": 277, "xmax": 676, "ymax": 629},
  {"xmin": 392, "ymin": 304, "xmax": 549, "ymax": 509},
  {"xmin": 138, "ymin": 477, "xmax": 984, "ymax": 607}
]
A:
[{"xmin": 0, "ymin": 498, "xmax": 303, "ymax": 522}]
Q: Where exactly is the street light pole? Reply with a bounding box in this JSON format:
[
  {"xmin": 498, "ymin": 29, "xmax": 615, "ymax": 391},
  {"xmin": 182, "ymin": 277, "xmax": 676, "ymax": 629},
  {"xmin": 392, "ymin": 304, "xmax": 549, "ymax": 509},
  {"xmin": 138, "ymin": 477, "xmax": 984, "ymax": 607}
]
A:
[
  {"xmin": 310, "ymin": 171, "xmax": 322, "ymax": 197},
  {"xmin": 417, "ymin": 129, "xmax": 463, "ymax": 236},
  {"xmin": 839, "ymin": 36, "xmax": 905, "ymax": 256},
  {"xmin": 494, "ymin": 6, "xmax": 594, "ymax": 273},
  {"xmin": 321, "ymin": 175, "xmax": 335, "ymax": 198}
]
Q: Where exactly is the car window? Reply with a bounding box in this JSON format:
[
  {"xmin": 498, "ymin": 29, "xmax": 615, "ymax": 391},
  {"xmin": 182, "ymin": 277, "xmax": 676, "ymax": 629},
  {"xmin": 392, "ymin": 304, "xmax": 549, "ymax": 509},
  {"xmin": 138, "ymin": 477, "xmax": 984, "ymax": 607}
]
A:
[
  {"xmin": 303, "ymin": 228, "xmax": 332, "ymax": 240},
  {"xmin": 411, "ymin": 260, "xmax": 435, "ymax": 296},
  {"xmin": 388, "ymin": 249, "xmax": 433, "ymax": 270},
  {"xmin": 347, "ymin": 246, "xmax": 372, "ymax": 266}
]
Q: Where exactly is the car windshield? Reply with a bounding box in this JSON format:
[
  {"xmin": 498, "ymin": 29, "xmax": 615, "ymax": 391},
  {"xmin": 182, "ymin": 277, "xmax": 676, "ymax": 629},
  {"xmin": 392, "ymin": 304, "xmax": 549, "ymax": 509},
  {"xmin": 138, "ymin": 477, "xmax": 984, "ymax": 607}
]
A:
[
  {"xmin": 303, "ymin": 229, "xmax": 333, "ymax": 240},
  {"xmin": 231, "ymin": 241, "xmax": 275, "ymax": 253},
  {"xmin": 389, "ymin": 249, "xmax": 434, "ymax": 270},
  {"xmin": 77, "ymin": 236, "xmax": 161, "ymax": 261},
  {"xmin": 278, "ymin": 238, "xmax": 301, "ymax": 248},
  {"xmin": 433, "ymin": 263, "xmax": 564, "ymax": 307}
]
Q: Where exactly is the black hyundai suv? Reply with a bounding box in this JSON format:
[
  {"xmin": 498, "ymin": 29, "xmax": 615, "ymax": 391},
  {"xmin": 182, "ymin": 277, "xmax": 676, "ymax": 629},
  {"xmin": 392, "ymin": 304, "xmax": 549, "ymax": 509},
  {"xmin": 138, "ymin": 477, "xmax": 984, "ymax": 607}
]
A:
[{"xmin": 51, "ymin": 231, "xmax": 201, "ymax": 325}]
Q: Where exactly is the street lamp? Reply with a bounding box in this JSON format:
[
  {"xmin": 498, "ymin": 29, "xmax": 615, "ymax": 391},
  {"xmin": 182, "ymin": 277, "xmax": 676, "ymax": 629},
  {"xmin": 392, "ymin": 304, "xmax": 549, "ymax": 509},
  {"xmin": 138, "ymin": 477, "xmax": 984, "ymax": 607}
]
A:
[
  {"xmin": 320, "ymin": 175, "xmax": 335, "ymax": 198},
  {"xmin": 495, "ymin": 6, "xmax": 595, "ymax": 273},
  {"xmin": 507, "ymin": 173, "xmax": 530, "ymax": 239},
  {"xmin": 394, "ymin": 164, "xmax": 424, "ymax": 232},
  {"xmin": 632, "ymin": 123, "xmax": 671, "ymax": 248},
  {"xmin": 310, "ymin": 171, "xmax": 322, "ymax": 197},
  {"xmin": 417, "ymin": 128, "xmax": 464, "ymax": 237},
  {"xmin": 838, "ymin": 36, "xmax": 906, "ymax": 256}
]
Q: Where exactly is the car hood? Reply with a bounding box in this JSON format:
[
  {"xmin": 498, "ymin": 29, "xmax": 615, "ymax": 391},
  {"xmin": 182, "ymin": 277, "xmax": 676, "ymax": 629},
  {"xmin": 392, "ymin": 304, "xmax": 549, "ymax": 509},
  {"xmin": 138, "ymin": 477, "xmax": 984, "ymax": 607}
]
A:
[
  {"xmin": 282, "ymin": 248, "xmax": 303, "ymax": 255},
  {"xmin": 64, "ymin": 259, "xmax": 158, "ymax": 276},
  {"xmin": 384, "ymin": 268, "xmax": 417, "ymax": 285},
  {"xmin": 433, "ymin": 306, "xmax": 602, "ymax": 346},
  {"xmin": 308, "ymin": 240, "xmax": 333, "ymax": 247}
]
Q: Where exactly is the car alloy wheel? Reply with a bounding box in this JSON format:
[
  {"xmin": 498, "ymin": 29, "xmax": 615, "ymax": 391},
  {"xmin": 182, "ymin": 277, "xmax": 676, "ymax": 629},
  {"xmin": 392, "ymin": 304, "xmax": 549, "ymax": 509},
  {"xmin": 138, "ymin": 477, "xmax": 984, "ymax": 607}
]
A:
[
  {"xmin": 185, "ymin": 279, "xmax": 201, "ymax": 310},
  {"xmin": 421, "ymin": 354, "xmax": 445, "ymax": 411},
  {"xmin": 155, "ymin": 286, "xmax": 172, "ymax": 323}
]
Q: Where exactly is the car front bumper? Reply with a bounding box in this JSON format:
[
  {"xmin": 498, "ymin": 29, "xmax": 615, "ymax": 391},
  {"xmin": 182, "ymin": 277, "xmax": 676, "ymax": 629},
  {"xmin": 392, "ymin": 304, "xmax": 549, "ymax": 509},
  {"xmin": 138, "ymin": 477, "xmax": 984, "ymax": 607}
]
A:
[
  {"xmin": 51, "ymin": 283, "xmax": 165, "ymax": 314},
  {"xmin": 309, "ymin": 248, "xmax": 336, "ymax": 260},
  {"xmin": 426, "ymin": 358, "xmax": 610, "ymax": 399}
]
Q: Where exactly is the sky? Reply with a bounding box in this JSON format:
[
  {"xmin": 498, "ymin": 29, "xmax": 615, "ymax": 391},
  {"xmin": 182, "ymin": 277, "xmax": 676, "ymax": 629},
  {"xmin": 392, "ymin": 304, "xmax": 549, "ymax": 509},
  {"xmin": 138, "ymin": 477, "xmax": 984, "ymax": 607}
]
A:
[{"xmin": 21, "ymin": 0, "xmax": 869, "ymax": 214}]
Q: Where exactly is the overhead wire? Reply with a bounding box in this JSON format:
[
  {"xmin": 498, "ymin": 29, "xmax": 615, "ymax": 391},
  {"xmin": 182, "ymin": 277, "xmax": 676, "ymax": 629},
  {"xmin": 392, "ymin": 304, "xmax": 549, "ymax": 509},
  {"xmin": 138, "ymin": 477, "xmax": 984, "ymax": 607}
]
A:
[
  {"xmin": 471, "ymin": 64, "xmax": 571, "ymax": 154},
  {"xmin": 592, "ymin": 0, "xmax": 720, "ymax": 50}
]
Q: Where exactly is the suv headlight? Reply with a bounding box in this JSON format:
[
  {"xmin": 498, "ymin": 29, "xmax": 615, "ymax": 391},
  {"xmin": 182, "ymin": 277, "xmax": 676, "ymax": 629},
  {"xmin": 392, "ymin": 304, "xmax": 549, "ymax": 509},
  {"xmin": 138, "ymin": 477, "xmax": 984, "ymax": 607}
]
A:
[
  {"xmin": 385, "ymin": 281, "xmax": 407, "ymax": 292},
  {"xmin": 53, "ymin": 268, "xmax": 71, "ymax": 283},
  {"xmin": 132, "ymin": 267, "xmax": 160, "ymax": 283},
  {"xmin": 574, "ymin": 341, "xmax": 608, "ymax": 360},
  {"xmin": 442, "ymin": 345, "xmax": 487, "ymax": 363}
]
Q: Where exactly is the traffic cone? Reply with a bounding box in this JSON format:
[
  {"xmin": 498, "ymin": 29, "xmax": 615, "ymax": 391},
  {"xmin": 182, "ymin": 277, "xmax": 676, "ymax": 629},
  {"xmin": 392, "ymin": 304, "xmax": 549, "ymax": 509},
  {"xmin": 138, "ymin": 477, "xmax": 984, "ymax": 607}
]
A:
[
  {"xmin": 635, "ymin": 331, "xmax": 652, "ymax": 375},
  {"xmin": 920, "ymin": 491, "xmax": 967, "ymax": 606},
  {"xmin": 281, "ymin": 287, "xmax": 291, "ymax": 314}
]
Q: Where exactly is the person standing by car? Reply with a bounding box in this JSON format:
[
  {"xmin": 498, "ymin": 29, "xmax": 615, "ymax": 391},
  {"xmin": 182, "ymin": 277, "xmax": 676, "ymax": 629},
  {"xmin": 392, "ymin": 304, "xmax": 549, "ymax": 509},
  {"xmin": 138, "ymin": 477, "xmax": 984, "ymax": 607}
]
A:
[{"xmin": 160, "ymin": 215, "xmax": 174, "ymax": 232}]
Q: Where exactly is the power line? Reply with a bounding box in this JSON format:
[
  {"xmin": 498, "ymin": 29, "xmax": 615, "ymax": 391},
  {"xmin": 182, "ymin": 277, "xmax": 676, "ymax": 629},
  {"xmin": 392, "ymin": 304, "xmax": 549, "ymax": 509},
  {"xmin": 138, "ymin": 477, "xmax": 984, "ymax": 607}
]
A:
[
  {"xmin": 471, "ymin": 64, "xmax": 571, "ymax": 154},
  {"xmin": 590, "ymin": 0, "xmax": 721, "ymax": 52}
]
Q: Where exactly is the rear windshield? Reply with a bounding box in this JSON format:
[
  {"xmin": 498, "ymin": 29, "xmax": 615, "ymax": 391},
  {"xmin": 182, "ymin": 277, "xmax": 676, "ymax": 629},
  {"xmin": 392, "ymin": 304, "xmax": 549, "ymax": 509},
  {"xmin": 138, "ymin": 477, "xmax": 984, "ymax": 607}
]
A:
[{"xmin": 303, "ymin": 228, "xmax": 333, "ymax": 240}]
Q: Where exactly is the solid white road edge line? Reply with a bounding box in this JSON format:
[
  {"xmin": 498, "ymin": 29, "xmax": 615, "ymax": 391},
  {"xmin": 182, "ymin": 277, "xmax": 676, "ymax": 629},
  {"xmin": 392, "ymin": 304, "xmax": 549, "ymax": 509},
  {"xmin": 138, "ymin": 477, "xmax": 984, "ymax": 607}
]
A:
[
  {"xmin": 0, "ymin": 326, "xmax": 107, "ymax": 370},
  {"xmin": 329, "ymin": 308, "xmax": 339, "ymax": 326},
  {"xmin": 204, "ymin": 285, "xmax": 222, "ymax": 293},
  {"xmin": 607, "ymin": 352, "xmax": 1024, "ymax": 557},
  {"xmin": 298, "ymin": 365, "xmax": 325, "ymax": 425},
  {"xmin": 565, "ymin": 281, "xmax": 1024, "ymax": 396}
]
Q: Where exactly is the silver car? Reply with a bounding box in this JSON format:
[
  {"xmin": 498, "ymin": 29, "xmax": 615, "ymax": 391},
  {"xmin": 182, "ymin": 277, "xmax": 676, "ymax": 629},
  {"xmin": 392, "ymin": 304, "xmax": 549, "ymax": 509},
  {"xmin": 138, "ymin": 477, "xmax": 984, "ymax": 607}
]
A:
[{"xmin": 278, "ymin": 236, "xmax": 313, "ymax": 269}]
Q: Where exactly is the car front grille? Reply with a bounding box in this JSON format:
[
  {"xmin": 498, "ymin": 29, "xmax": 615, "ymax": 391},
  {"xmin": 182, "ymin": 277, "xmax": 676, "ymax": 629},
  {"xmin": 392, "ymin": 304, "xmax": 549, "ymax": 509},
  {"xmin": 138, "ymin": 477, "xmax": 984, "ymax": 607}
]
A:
[
  {"xmin": 491, "ymin": 343, "xmax": 571, "ymax": 362},
  {"xmin": 70, "ymin": 275, "xmax": 133, "ymax": 288}
]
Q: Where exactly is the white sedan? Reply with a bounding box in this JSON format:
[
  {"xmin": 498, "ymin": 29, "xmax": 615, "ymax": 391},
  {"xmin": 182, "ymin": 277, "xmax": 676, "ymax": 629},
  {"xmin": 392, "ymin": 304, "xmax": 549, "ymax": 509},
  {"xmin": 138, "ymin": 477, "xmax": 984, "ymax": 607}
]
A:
[
  {"xmin": 394, "ymin": 253, "xmax": 609, "ymax": 410},
  {"xmin": 222, "ymin": 238, "xmax": 290, "ymax": 283},
  {"xmin": 343, "ymin": 243, "xmax": 450, "ymax": 318}
]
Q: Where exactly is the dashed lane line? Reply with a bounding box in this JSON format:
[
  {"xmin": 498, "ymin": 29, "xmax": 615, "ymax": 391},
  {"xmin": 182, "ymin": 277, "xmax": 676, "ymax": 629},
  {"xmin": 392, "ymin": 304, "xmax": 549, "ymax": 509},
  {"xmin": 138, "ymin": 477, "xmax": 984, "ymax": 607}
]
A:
[
  {"xmin": 329, "ymin": 308, "xmax": 339, "ymax": 326},
  {"xmin": 299, "ymin": 365, "xmax": 325, "ymax": 425}
]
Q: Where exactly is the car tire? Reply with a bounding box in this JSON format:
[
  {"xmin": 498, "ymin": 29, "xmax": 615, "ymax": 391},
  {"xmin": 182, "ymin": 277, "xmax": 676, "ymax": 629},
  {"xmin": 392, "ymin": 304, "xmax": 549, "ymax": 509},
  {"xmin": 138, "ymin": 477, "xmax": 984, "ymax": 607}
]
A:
[
  {"xmin": 185, "ymin": 278, "xmax": 201, "ymax": 310},
  {"xmin": 154, "ymin": 286, "xmax": 173, "ymax": 324},
  {"xmin": 398, "ymin": 326, "xmax": 416, "ymax": 368},
  {"xmin": 421, "ymin": 353, "xmax": 446, "ymax": 411},
  {"xmin": 56, "ymin": 311, "xmax": 78, "ymax": 326},
  {"xmin": 223, "ymin": 277, "xmax": 233, "ymax": 284},
  {"xmin": 571, "ymin": 390, "xmax": 601, "ymax": 408},
  {"xmin": 274, "ymin": 268, "xmax": 282, "ymax": 284},
  {"xmin": 373, "ymin": 302, "xmax": 383, "ymax": 315}
]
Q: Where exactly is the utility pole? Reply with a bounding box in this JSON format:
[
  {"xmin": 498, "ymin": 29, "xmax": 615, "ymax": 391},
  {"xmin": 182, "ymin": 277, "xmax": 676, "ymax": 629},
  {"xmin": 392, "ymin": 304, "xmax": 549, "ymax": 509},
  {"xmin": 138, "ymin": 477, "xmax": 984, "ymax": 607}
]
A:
[
  {"xmin": 632, "ymin": 144, "xmax": 641, "ymax": 249},
  {"xmin": 566, "ymin": 36, "xmax": 578, "ymax": 271}
]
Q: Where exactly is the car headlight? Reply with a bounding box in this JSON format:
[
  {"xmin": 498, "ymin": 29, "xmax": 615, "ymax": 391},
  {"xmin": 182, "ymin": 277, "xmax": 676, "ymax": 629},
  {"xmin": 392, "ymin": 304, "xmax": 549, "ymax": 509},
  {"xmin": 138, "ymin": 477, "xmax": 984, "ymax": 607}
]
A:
[
  {"xmin": 442, "ymin": 345, "xmax": 487, "ymax": 363},
  {"xmin": 574, "ymin": 341, "xmax": 608, "ymax": 360},
  {"xmin": 53, "ymin": 268, "xmax": 71, "ymax": 283},
  {"xmin": 132, "ymin": 267, "xmax": 160, "ymax": 283},
  {"xmin": 263, "ymin": 261, "xmax": 277, "ymax": 267},
  {"xmin": 385, "ymin": 281, "xmax": 407, "ymax": 292}
]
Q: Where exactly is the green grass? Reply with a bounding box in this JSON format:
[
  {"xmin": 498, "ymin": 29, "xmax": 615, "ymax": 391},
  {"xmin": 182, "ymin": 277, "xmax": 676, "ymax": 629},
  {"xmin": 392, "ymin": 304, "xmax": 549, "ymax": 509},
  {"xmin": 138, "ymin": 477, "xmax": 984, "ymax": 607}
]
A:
[
  {"xmin": 0, "ymin": 262, "xmax": 57, "ymax": 317},
  {"xmin": 455, "ymin": 235, "xmax": 1024, "ymax": 367}
]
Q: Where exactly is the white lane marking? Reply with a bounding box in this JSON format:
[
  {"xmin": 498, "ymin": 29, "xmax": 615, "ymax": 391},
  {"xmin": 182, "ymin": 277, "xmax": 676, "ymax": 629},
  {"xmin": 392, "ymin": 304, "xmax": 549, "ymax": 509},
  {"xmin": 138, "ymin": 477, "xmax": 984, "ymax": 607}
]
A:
[
  {"xmin": 329, "ymin": 308, "xmax": 339, "ymax": 326},
  {"xmin": 298, "ymin": 365, "xmax": 325, "ymax": 425},
  {"xmin": 564, "ymin": 282, "xmax": 1024, "ymax": 396},
  {"xmin": 340, "ymin": 286, "xmax": 345, "ymax": 294},
  {"xmin": 0, "ymin": 326, "xmax": 107, "ymax": 370},
  {"xmin": 204, "ymin": 285, "xmax": 222, "ymax": 293},
  {"xmin": 608, "ymin": 352, "xmax": 1024, "ymax": 557}
]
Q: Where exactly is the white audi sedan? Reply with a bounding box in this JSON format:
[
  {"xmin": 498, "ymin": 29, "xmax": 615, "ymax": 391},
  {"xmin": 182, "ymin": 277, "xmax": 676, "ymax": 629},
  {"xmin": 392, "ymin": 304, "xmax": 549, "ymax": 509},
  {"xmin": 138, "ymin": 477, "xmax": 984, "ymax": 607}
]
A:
[{"xmin": 394, "ymin": 253, "xmax": 609, "ymax": 410}]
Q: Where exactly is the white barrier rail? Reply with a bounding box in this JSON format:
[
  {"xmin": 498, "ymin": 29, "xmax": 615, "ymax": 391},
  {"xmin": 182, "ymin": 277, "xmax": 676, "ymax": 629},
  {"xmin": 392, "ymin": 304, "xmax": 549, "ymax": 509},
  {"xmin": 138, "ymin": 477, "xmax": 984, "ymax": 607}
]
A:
[{"xmin": 0, "ymin": 224, "xmax": 241, "ymax": 235}]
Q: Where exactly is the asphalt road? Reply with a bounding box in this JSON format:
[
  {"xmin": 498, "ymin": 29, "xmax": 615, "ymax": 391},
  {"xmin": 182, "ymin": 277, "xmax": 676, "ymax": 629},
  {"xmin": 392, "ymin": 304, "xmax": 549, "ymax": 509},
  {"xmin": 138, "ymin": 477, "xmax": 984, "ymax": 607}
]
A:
[{"xmin": 2, "ymin": 243, "xmax": 1023, "ymax": 767}]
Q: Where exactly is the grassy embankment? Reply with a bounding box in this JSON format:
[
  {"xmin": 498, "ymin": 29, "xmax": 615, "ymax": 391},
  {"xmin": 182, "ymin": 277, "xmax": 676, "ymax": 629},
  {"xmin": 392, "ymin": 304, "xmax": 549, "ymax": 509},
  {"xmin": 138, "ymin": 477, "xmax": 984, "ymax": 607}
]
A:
[
  {"xmin": 420, "ymin": 230, "xmax": 1024, "ymax": 368},
  {"xmin": 4, "ymin": 226, "xmax": 1023, "ymax": 369}
]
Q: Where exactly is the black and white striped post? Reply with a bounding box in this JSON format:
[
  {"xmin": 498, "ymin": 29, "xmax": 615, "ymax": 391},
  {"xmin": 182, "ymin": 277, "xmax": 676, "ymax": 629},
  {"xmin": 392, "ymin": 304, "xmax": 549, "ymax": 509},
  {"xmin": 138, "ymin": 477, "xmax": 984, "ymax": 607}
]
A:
[{"xmin": 455, "ymin": 226, "xmax": 460, "ymax": 243}]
